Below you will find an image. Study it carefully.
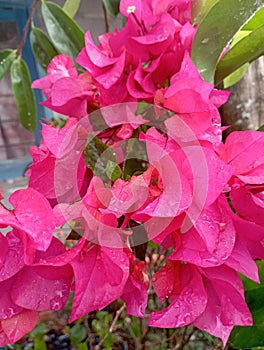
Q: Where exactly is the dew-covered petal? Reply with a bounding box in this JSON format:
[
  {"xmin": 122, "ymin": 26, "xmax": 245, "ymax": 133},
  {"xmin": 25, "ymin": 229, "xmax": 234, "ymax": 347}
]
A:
[
  {"xmin": 70, "ymin": 244, "xmax": 129, "ymax": 321},
  {"xmin": 149, "ymin": 262, "xmax": 207, "ymax": 328},
  {"xmin": 11, "ymin": 265, "xmax": 72, "ymax": 311},
  {"xmin": 8, "ymin": 188, "xmax": 55, "ymax": 251},
  {"xmin": 121, "ymin": 259, "xmax": 149, "ymax": 318},
  {"xmin": 1, "ymin": 309, "xmax": 38, "ymax": 345}
]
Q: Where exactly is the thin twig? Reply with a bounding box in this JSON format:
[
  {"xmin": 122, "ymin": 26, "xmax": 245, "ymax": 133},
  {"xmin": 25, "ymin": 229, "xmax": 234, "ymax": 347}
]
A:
[
  {"xmin": 124, "ymin": 319, "xmax": 142, "ymax": 350},
  {"xmin": 16, "ymin": 0, "xmax": 40, "ymax": 58},
  {"xmin": 84, "ymin": 315, "xmax": 95, "ymax": 350},
  {"xmin": 95, "ymin": 304, "xmax": 125, "ymax": 350}
]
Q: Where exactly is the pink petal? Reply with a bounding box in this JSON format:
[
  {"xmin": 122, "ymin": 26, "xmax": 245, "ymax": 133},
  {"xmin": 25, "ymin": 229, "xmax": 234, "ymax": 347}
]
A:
[
  {"xmin": 51, "ymin": 77, "xmax": 93, "ymax": 106},
  {"xmin": 70, "ymin": 244, "xmax": 129, "ymax": 321},
  {"xmin": 231, "ymin": 185, "xmax": 264, "ymax": 225},
  {"xmin": 0, "ymin": 276, "xmax": 23, "ymax": 319},
  {"xmin": 221, "ymin": 131, "xmax": 264, "ymax": 176},
  {"xmin": 41, "ymin": 118, "xmax": 79, "ymax": 158},
  {"xmin": 1, "ymin": 309, "xmax": 38, "ymax": 344},
  {"xmin": 194, "ymin": 266, "xmax": 252, "ymax": 346},
  {"xmin": 121, "ymin": 259, "xmax": 149, "ymax": 317},
  {"xmin": 8, "ymin": 188, "xmax": 55, "ymax": 251},
  {"xmin": 11, "ymin": 266, "xmax": 72, "ymax": 311},
  {"xmin": 0, "ymin": 231, "xmax": 24, "ymax": 282},
  {"xmin": 149, "ymin": 262, "xmax": 207, "ymax": 328}
]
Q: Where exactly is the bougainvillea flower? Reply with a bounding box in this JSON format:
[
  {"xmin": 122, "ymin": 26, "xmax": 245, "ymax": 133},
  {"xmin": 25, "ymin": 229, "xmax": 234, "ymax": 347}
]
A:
[
  {"xmin": 32, "ymin": 55, "xmax": 96, "ymax": 118},
  {"xmin": 0, "ymin": 309, "xmax": 38, "ymax": 346},
  {"xmin": 159, "ymin": 54, "xmax": 229, "ymax": 139},
  {"xmin": 230, "ymin": 184, "xmax": 264, "ymax": 226},
  {"xmin": 220, "ymin": 130, "xmax": 264, "ymax": 226},
  {"xmin": 0, "ymin": 187, "xmax": 55, "ymax": 251},
  {"xmin": 149, "ymin": 262, "xmax": 252, "ymax": 345},
  {"xmin": 77, "ymin": 31, "xmax": 126, "ymax": 90},
  {"xmin": 61, "ymin": 237, "xmax": 129, "ymax": 321},
  {"xmin": 169, "ymin": 195, "xmax": 236, "ymax": 264},
  {"xmin": 32, "ymin": 54, "xmax": 78, "ymax": 97},
  {"xmin": 121, "ymin": 257, "xmax": 149, "ymax": 318},
  {"xmin": 27, "ymin": 118, "xmax": 89, "ymax": 205},
  {"xmin": 0, "ymin": 229, "xmax": 73, "ymax": 346},
  {"xmin": 220, "ymin": 130, "xmax": 264, "ymax": 183}
]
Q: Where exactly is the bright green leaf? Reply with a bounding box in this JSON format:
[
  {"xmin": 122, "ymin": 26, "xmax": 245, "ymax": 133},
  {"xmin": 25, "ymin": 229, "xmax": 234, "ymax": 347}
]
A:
[
  {"xmin": 242, "ymin": 7, "xmax": 264, "ymax": 30},
  {"xmin": 230, "ymin": 30, "xmax": 251, "ymax": 47},
  {"xmin": 63, "ymin": 0, "xmax": 81, "ymax": 18},
  {"xmin": 191, "ymin": 0, "xmax": 219, "ymax": 24},
  {"xmin": 223, "ymin": 63, "xmax": 249, "ymax": 88},
  {"xmin": 11, "ymin": 58, "xmax": 37, "ymax": 132},
  {"xmin": 30, "ymin": 26, "xmax": 58, "ymax": 72},
  {"xmin": 191, "ymin": 0, "xmax": 264, "ymax": 83},
  {"xmin": 69, "ymin": 324, "xmax": 87, "ymax": 346},
  {"xmin": 215, "ymin": 24, "xmax": 264, "ymax": 85},
  {"xmin": 29, "ymin": 322, "xmax": 47, "ymax": 339},
  {"xmin": 42, "ymin": 1, "xmax": 84, "ymax": 59},
  {"xmin": 77, "ymin": 343, "xmax": 88, "ymax": 350},
  {"xmin": 34, "ymin": 339, "xmax": 47, "ymax": 350},
  {"xmin": 106, "ymin": 160, "xmax": 122, "ymax": 182},
  {"xmin": 0, "ymin": 49, "xmax": 16, "ymax": 81},
  {"xmin": 84, "ymin": 134, "xmax": 119, "ymax": 182},
  {"xmin": 102, "ymin": 0, "xmax": 120, "ymax": 17}
]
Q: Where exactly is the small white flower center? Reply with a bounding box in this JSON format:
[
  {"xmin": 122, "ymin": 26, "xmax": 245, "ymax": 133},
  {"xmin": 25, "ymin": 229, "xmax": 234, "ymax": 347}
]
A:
[{"xmin": 127, "ymin": 5, "xmax": 136, "ymax": 14}]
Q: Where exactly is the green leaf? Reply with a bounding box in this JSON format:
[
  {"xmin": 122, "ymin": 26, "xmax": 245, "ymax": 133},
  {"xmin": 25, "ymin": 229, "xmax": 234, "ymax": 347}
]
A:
[
  {"xmin": 191, "ymin": 0, "xmax": 264, "ymax": 83},
  {"xmin": 69, "ymin": 325, "xmax": 87, "ymax": 346},
  {"xmin": 215, "ymin": 24, "xmax": 264, "ymax": 85},
  {"xmin": 0, "ymin": 49, "xmax": 16, "ymax": 81},
  {"xmin": 228, "ymin": 262, "xmax": 264, "ymax": 348},
  {"xmin": 242, "ymin": 7, "xmax": 264, "ymax": 30},
  {"xmin": 102, "ymin": 0, "xmax": 120, "ymax": 17},
  {"xmin": 106, "ymin": 160, "xmax": 122, "ymax": 182},
  {"xmin": 191, "ymin": 0, "xmax": 219, "ymax": 25},
  {"xmin": 84, "ymin": 134, "xmax": 119, "ymax": 182},
  {"xmin": 29, "ymin": 322, "xmax": 46, "ymax": 339},
  {"xmin": 223, "ymin": 63, "xmax": 249, "ymax": 88},
  {"xmin": 41, "ymin": 1, "xmax": 84, "ymax": 59},
  {"xmin": 30, "ymin": 26, "xmax": 58, "ymax": 72},
  {"xmin": 34, "ymin": 339, "xmax": 47, "ymax": 350},
  {"xmin": 77, "ymin": 343, "xmax": 88, "ymax": 350},
  {"xmin": 10, "ymin": 57, "xmax": 37, "ymax": 132},
  {"xmin": 258, "ymin": 124, "xmax": 264, "ymax": 131},
  {"xmin": 63, "ymin": 0, "xmax": 81, "ymax": 18}
]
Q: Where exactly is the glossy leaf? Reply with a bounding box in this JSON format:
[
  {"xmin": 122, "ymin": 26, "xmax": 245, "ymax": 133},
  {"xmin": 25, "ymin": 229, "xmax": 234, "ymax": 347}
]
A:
[
  {"xmin": 0, "ymin": 49, "xmax": 16, "ymax": 81},
  {"xmin": 69, "ymin": 324, "xmax": 87, "ymax": 345},
  {"xmin": 84, "ymin": 134, "xmax": 119, "ymax": 182},
  {"xmin": 191, "ymin": 0, "xmax": 264, "ymax": 83},
  {"xmin": 242, "ymin": 7, "xmax": 264, "ymax": 30},
  {"xmin": 215, "ymin": 25, "xmax": 264, "ymax": 85},
  {"xmin": 10, "ymin": 58, "xmax": 36, "ymax": 132},
  {"xmin": 102, "ymin": 0, "xmax": 120, "ymax": 17},
  {"xmin": 191, "ymin": 0, "xmax": 219, "ymax": 24},
  {"xmin": 30, "ymin": 26, "xmax": 58, "ymax": 72},
  {"xmin": 41, "ymin": 1, "xmax": 84, "ymax": 59},
  {"xmin": 63, "ymin": 0, "xmax": 81, "ymax": 18},
  {"xmin": 228, "ymin": 261, "xmax": 264, "ymax": 348},
  {"xmin": 106, "ymin": 160, "xmax": 122, "ymax": 182},
  {"xmin": 223, "ymin": 63, "xmax": 249, "ymax": 88}
]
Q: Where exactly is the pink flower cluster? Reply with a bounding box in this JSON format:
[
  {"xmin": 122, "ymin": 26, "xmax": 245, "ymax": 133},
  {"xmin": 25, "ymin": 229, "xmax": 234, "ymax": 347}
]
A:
[{"xmin": 1, "ymin": 0, "xmax": 264, "ymax": 346}]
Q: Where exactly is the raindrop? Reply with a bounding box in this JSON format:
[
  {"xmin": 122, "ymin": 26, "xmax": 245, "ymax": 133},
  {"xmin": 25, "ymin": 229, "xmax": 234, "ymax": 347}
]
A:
[{"xmin": 201, "ymin": 38, "xmax": 209, "ymax": 44}]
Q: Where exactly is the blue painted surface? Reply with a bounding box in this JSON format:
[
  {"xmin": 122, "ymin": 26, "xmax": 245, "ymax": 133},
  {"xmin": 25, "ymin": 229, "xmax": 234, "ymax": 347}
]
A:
[
  {"xmin": 0, "ymin": 157, "xmax": 31, "ymax": 181},
  {"xmin": 0, "ymin": 0, "xmax": 47, "ymax": 180}
]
